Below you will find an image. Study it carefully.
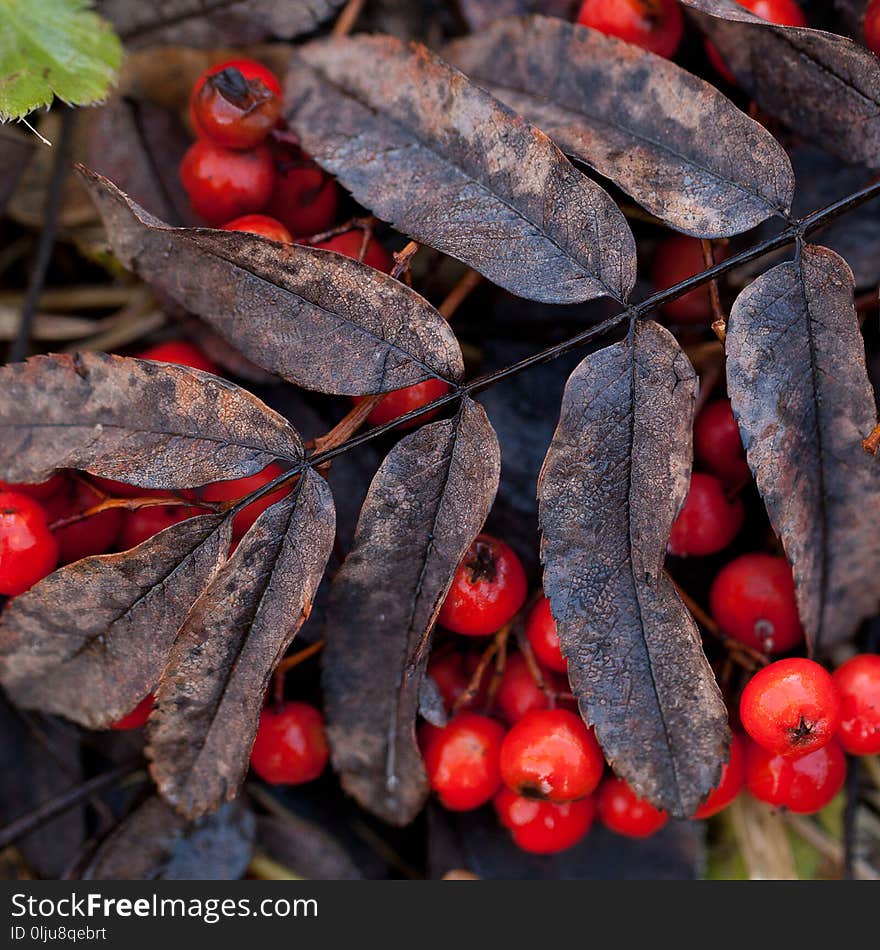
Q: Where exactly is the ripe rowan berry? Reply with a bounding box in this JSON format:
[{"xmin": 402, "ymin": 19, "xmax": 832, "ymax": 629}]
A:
[
  {"xmin": 576, "ymin": 0, "xmax": 685, "ymax": 59},
  {"xmin": 652, "ymin": 235, "xmax": 724, "ymax": 324},
  {"xmin": 0, "ymin": 472, "xmax": 67, "ymax": 501},
  {"xmin": 667, "ymin": 472, "xmax": 744, "ymax": 557},
  {"xmin": 180, "ymin": 140, "xmax": 275, "ymax": 226},
  {"xmin": 355, "ymin": 379, "xmax": 451, "ymax": 430},
  {"xmin": 525, "ymin": 596, "xmax": 567, "ymax": 673},
  {"xmin": 427, "ymin": 651, "xmax": 490, "ymax": 713},
  {"xmin": 221, "ymin": 214, "xmax": 292, "ymax": 242},
  {"xmin": 250, "ymin": 701, "xmax": 329, "ymax": 785},
  {"xmin": 422, "ymin": 712, "xmax": 506, "ymax": 810},
  {"xmin": 500, "ymin": 708, "xmax": 604, "ymax": 803},
  {"xmin": 191, "ymin": 65, "xmax": 280, "ymax": 150},
  {"xmin": 265, "ymin": 142, "xmax": 339, "ymax": 238},
  {"xmin": 596, "ymin": 776, "xmax": 669, "ymax": 838},
  {"xmin": 189, "ymin": 59, "xmax": 282, "ymax": 138},
  {"xmin": 44, "ymin": 480, "xmax": 122, "ymax": 564},
  {"xmin": 693, "ymin": 398, "xmax": 750, "ymax": 486},
  {"xmin": 709, "ymin": 553, "xmax": 804, "ymax": 654},
  {"xmin": 313, "ymin": 230, "xmax": 392, "ymax": 272},
  {"xmin": 740, "ymin": 658, "xmax": 840, "ymax": 757},
  {"xmin": 494, "ymin": 787, "xmax": 595, "ymax": 854},
  {"xmin": 496, "ymin": 653, "xmax": 554, "ymax": 725},
  {"xmin": 832, "ymin": 654, "xmax": 880, "ymax": 756},
  {"xmin": 866, "ymin": 0, "xmax": 880, "ymax": 56},
  {"xmin": 438, "ymin": 535, "xmax": 527, "ymax": 637},
  {"xmin": 198, "ymin": 462, "xmax": 287, "ymax": 541},
  {"xmin": 118, "ymin": 501, "xmax": 201, "ymax": 549},
  {"xmin": 693, "ymin": 732, "xmax": 746, "ymax": 819},
  {"xmin": 0, "ymin": 491, "xmax": 60, "ymax": 596},
  {"xmin": 745, "ymin": 739, "xmax": 846, "ymax": 814},
  {"xmin": 136, "ymin": 339, "xmax": 220, "ymax": 376},
  {"xmin": 110, "ymin": 694, "xmax": 153, "ymax": 731}
]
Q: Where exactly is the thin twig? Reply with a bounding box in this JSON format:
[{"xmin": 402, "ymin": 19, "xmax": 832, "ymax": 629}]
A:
[
  {"xmin": 438, "ymin": 270, "xmax": 482, "ymax": 320},
  {"xmin": 700, "ymin": 238, "xmax": 727, "ymax": 342},
  {"xmin": 391, "ymin": 241, "xmax": 419, "ymax": 280},
  {"xmin": 274, "ymin": 639, "xmax": 326, "ymax": 676},
  {"xmin": 332, "ymin": 0, "xmax": 365, "ymax": 36},
  {"xmin": 310, "ymin": 396, "xmax": 383, "ymax": 455},
  {"xmin": 863, "ymin": 422, "xmax": 880, "ymax": 455}
]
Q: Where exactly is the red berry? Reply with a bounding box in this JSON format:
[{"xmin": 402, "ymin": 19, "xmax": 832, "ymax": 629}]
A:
[
  {"xmin": 44, "ymin": 480, "xmax": 122, "ymax": 564},
  {"xmin": 0, "ymin": 492, "xmax": 59, "ymax": 596},
  {"xmin": 596, "ymin": 776, "xmax": 669, "ymax": 838},
  {"xmin": 706, "ymin": 0, "xmax": 807, "ymax": 82},
  {"xmin": 740, "ymin": 658, "xmax": 840, "ymax": 757},
  {"xmin": 494, "ymin": 787, "xmax": 595, "ymax": 854},
  {"xmin": 500, "ymin": 708, "xmax": 604, "ymax": 803},
  {"xmin": 180, "ymin": 140, "xmax": 275, "ymax": 226},
  {"xmin": 88, "ymin": 476, "xmax": 149, "ymax": 499},
  {"xmin": 265, "ymin": 143, "xmax": 339, "ymax": 238},
  {"xmin": 136, "ymin": 340, "xmax": 220, "ymax": 375},
  {"xmin": 221, "ymin": 214, "xmax": 292, "ymax": 243},
  {"xmin": 191, "ymin": 66, "xmax": 280, "ymax": 150},
  {"xmin": 118, "ymin": 501, "xmax": 201, "ymax": 549},
  {"xmin": 694, "ymin": 399, "xmax": 750, "ymax": 486},
  {"xmin": 525, "ymin": 596, "xmax": 567, "ymax": 673},
  {"xmin": 832, "ymin": 654, "xmax": 880, "ymax": 756},
  {"xmin": 438, "ymin": 535, "xmax": 528, "ymax": 637},
  {"xmin": 0, "ymin": 473, "xmax": 67, "ymax": 501},
  {"xmin": 867, "ymin": 0, "xmax": 880, "ymax": 56},
  {"xmin": 746, "ymin": 739, "xmax": 846, "ymax": 814},
  {"xmin": 427, "ymin": 651, "xmax": 490, "ymax": 713},
  {"xmin": 110, "ymin": 694, "xmax": 153, "ymax": 731},
  {"xmin": 355, "ymin": 379, "xmax": 451, "ymax": 430},
  {"xmin": 189, "ymin": 59, "xmax": 282, "ymax": 137},
  {"xmin": 250, "ymin": 701, "xmax": 329, "ymax": 785},
  {"xmin": 693, "ymin": 733, "xmax": 747, "ymax": 819},
  {"xmin": 667, "ymin": 472, "xmax": 744, "ymax": 557},
  {"xmin": 576, "ymin": 0, "xmax": 684, "ymax": 58},
  {"xmin": 709, "ymin": 553, "xmax": 804, "ymax": 654},
  {"xmin": 496, "ymin": 653, "xmax": 554, "ymax": 725},
  {"xmin": 652, "ymin": 235, "xmax": 725, "ymax": 324},
  {"xmin": 422, "ymin": 712, "xmax": 505, "ymax": 811},
  {"xmin": 198, "ymin": 462, "xmax": 287, "ymax": 541},
  {"xmin": 313, "ymin": 230, "xmax": 392, "ymax": 272}
]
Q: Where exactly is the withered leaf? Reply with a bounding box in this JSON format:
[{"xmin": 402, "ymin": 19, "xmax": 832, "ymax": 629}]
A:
[
  {"xmin": 537, "ymin": 320, "xmax": 729, "ymax": 818},
  {"xmin": 445, "ymin": 15, "xmax": 794, "ymax": 237},
  {"xmin": 681, "ymin": 0, "xmax": 880, "ymax": 169},
  {"xmin": 0, "ymin": 514, "xmax": 231, "ymax": 729},
  {"xmin": 0, "ymin": 352, "xmax": 301, "ymax": 489},
  {"xmin": 81, "ymin": 797, "xmax": 255, "ymax": 880},
  {"xmin": 79, "ymin": 167, "xmax": 463, "ymax": 395},
  {"xmin": 148, "ymin": 469, "xmax": 335, "ymax": 819},
  {"xmin": 726, "ymin": 245, "xmax": 880, "ymax": 650},
  {"xmin": 256, "ymin": 815, "xmax": 362, "ymax": 880},
  {"xmin": 285, "ymin": 35, "xmax": 636, "ymax": 304},
  {"xmin": 322, "ymin": 398, "xmax": 500, "ymax": 826}
]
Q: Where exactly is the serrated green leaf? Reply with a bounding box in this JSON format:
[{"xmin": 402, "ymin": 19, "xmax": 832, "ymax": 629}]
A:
[{"xmin": 0, "ymin": 0, "xmax": 122, "ymax": 122}]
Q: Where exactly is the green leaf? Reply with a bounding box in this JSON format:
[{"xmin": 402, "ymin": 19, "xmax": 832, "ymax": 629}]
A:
[{"xmin": 0, "ymin": 0, "xmax": 122, "ymax": 122}]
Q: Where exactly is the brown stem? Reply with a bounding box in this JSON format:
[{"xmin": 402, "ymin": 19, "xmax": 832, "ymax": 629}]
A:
[
  {"xmin": 862, "ymin": 422, "xmax": 880, "ymax": 455},
  {"xmin": 332, "ymin": 0, "xmax": 365, "ymax": 36},
  {"xmin": 302, "ymin": 215, "xmax": 377, "ymax": 246},
  {"xmin": 484, "ymin": 624, "xmax": 512, "ymax": 710},
  {"xmin": 516, "ymin": 625, "xmax": 557, "ymax": 706},
  {"xmin": 452, "ymin": 627, "xmax": 510, "ymax": 715},
  {"xmin": 310, "ymin": 396, "xmax": 384, "ymax": 456},
  {"xmin": 439, "ymin": 270, "xmax": 483, "ymax": 320},
  {"xmin": 391, "ymin": 241, "xmax": 420, "ymax": 280},
  {"xmin": 701, "ymin": 239, "xmax": 727, "ymax": 342},
  {"xmin": 274, "ymin": 639, "xmax": 326, "ymax": 677},
  {"xmin": 48, "ymin": 493, "xmax": 216, "ymax": 531}
]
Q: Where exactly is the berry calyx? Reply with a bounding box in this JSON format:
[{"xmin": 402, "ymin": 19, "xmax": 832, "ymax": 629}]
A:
[
  {"xmin": 110, "ymin": 694, "xmax": 153, "ymax": 731},
  {"xmin": 0, "ymin": 491, "xmax": 59, "ymax": 596},
  {"xmin": 740, "ymin": 658, "xmax": 840, "ymax": 757},
  {"xmin": 525, "ymin": 596, "xmax": 567, "ymax": 673},
  {"xmin": 198, "ymin": 462, "xmax": 288, "ymax": 541},
  {"xmin": 576, "ymin": 0, "xmax": 685, "ymax": 59},
  {"xmin": 135, "ymin": 340, "xmax": 220, "ymax": 375},
  {"xmin": 866, "ymin": 0, "xmax": 880, "ymax": 56},
  {"xmin": 709, "ymin": 553, "xmax": 804, "ymax": 654},
  {"xmin": 832, "ymin": 654, "xmax": 880, "ymax": 756},
  {"xmin": 499, "ymin": 708, "xmax": 604, "ymax": 803},
  {"xmin": 438, "ymin": 535, "xmax": 528, "ymax": 637},
  {"xmin": 745, "ymin": 739, "xmax": 846, "ymax": 814},
  {"xmin": 422, "ymin": 712, "xmax": 506, "ymax": 811},
  {"xmin": 191, "ymin": 66, "xmax": 280, "ymax": 150},
  {"xmin": 494, "ymin": 787, "xmax": 595, "ymax": 854},
  {"xmin": 652, "ymin": 235, "xmax": 725, "ymax": 324},
  {"xmin": 667, "ymin": 472, "xmax": 744, "ymax": 557},
  {"xmin": 355, "ymin": 379, "xmax": 451, "ymax": 430},
  {"xmin": 189, "ymin": 59, "xmax": 282, "ymax": 138},
  {"xmin": 693, "ymin": 733, "xmax": 746, "ymax": 819},
  {"xmin": 118, "ymin": 502, "xmax": 201, "ymax": 549},
  {"xmin": 596, "ymin": 776, "xmax": 669, "ymax": 838},
  {"xmin": 313, "ymin": 230, "xmax": 393, "ymax": 272},
  {"xmin": 693, "ymin": 399, "xmax": 750, "ymax": 485},
  {"xmin": 180, "ymin": 140, "xmax": 275, "ymax": 226},
  {"xmin": 496, "ymin": 653, "xmax": 554, "ymax": 725},
  {"xmin": 221, "ymin": 214, "xmax": 292, "ymax": 242},
  {"xmin": 250, "ymin": 701, "xmax": 329, "ymax": 785}
]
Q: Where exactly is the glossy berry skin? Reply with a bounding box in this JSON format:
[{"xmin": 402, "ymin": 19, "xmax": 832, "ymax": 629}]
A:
[
  {"xmin": 313, "ymin": 230, "xmax": 393, "ymax": 272},
  {"xmin": 180, "ymin": 140, "xmax": 275, "ymax": 226},
  {"xmin": 110, "ymin": 694, "xmax": 153, "ymax": 731},
  {"xmin": 44, "ymin": 480, "xmax": 122, "ymax": 564},
  {"xmin": 652, "ymin": 235, "xmax": 722, "ymax": 324},
  {"xmin": 576, "ymin": 0, "xmax": 684, "ymax": 58},
  {"xmin": 694, "ymin": 399, "xmax": 750, "ymax": 486},
  {"xmin": 0, "ymin": 473, "xmax": 67, "ymax": 501},
  {"xmin": 709, "ymin": 553, "xmax": 804, "ymax": 654},
  {"xmin": 596, "ymin": 776, "xmax": 669, "ymax": 838},
  {"xmin": 867, "ymin": 0, "xmax": 880, "ymax": 56},
  {"xmin": 136, "ymin": 340, "xmax": 220, "ymax": 376},
  {"xmin": 740, "ymin": 658, "xmax": 840, "ymax": 757},
  {"xmin": 422, "ymin": 712, "xmax": 506, "ymax": 811},
  {"xmin": 189, "ymin": 59, "xmax": 282, "ymax": 137},
  {"xmin": 264, "ymin": 140, "xmax": 339, "ymax": 238},
  {"xmin": 438, "ymin": 535, "xmax": 528, "ymax": 637},
  {"xmin": 500, "ymin": 708, "xmax": 604, "ymax": 803},
  {"xmin": 496, "ymin": 653, "xmax": 556, "ymax": 725},
  {"xmin": 198, "ymin": 462, "xmax": 287, "ymax": 541},
  {"xmin": 693, "ymin": 733, "xmax": 746, "ymax": 819},
  {"xmin": 221, "ymin": 214, "xmax": 292, "ymax": 242},
  {"xmin": 525, "ymin": 596, "xmax": 567, "ymax": 673},
  {"xmin": 746, "ymin": 739, "xmax": 845, "ymax": 814},
  {"xmin": 250, "ymin": 701, "xmax": 329, "ymax": 785},
  {"xmin": 191, "ymin": 66, "xmax": 280, "ymax": 150},
  {"xmin": 668, "ymin": 472, "xmax": 744, "ymax": 557},
  {"xmin": 428, "ymin": 652, "xmax": 471, "ymax": 712},
  {"xmin": 706, "ymin": 0, "xmax": 807, "ymax": 82},
  {"xmin": 832, "ymin": 654, "xmax": 880, "ymax": 756},
  {"xmin": 494, "ymin": 788, "xmax": 595, "ymax": 854},
  {"xmin": 356, "ymin": 379, "xmax": 451, "ymax": 430},
  {"xmin": 118, "ymin": 502, "xmax": 201, "ymax": 549},
  {"xmin": 0, "ymin": 492, "xmax": 59, "ymax": 596}
]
